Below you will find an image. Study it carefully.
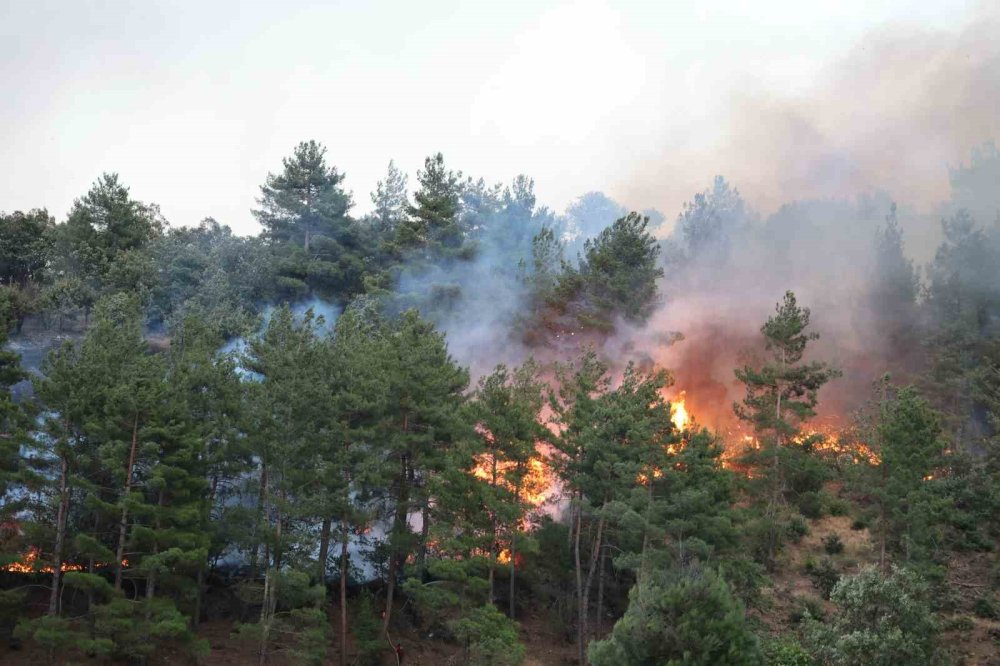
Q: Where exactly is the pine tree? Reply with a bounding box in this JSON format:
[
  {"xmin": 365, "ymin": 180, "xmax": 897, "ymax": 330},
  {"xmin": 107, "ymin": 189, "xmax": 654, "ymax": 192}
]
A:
[
  {"xmin": 396, "ymin": 153, "xmax": 465, "ymax": 257},
  {"xmin": 254, "ymin": 141, "xmax": 370, "ymax": 301},
  {"xmin": 468, "ymin": 360, "xmax": 547, "ymax": 614},
  {"xmin": 734, "ymin": 291, "xmax": 839, "ymax": 566},
  {"xmin": 379, "ymin": 309, "xmax": 469, "ymax": 632},
  {"xmin": 370, "ymin": 160, "xmax": 409, "ymax": 236}
]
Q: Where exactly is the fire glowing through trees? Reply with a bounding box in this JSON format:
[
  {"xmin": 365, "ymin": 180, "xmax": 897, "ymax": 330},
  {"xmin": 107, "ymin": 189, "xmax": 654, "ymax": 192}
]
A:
[{"xmin": 2, "ymin": 547, "xmax": 128, "ymax": 574}]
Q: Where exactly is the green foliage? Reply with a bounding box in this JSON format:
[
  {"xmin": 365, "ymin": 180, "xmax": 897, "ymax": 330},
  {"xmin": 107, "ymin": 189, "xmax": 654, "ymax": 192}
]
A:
[
  {"xmin": 786, "ymin": 517, "xmax": 810, "ymax": 542},
  {"xmin": 94, "ymin": 597, "xmax": 208, "ymax": 661},
  {"xmin": 973, "ymin": 593, "xmax": 1000, "ymax": 619},
  {"xmin": 804, "ymin": 557, "xmax": 840, "ymax": 599},
  {"xmin": 734, "ymin": 291, "xmax": 840, "ymax": 567},
  {"xmin": 353, "ymin": 591, "xmax": 384, "ymax": 666},
  {"xmin": 823, "ymin": 535, "xmax": 845, "ymax": 555},
  {"xmin": 806, "ymin": 566, "xmax": 941, "ymax": 666},
  {"xmin": 588, "ymin": 567, "xmax": 763, "ymax": 666},
  {"xmin": 763, "ymin": 636, "xmax": 817, "ymax": 666},
  {"xmin": 451, "ymin": 604, "xmax": 526, "ymax": 666}
]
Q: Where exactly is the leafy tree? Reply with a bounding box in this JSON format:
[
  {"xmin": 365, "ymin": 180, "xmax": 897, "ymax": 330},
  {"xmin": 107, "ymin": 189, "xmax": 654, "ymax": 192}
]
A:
[
  {"xmin": 734, "ymin": 291, "xmax": 839, "ymax": 565},
  {"xmin": 588, "ymin": 566, "xmax": 762, "ymax": 666},
  {"xmin": 0, "ymin": 208, "xmax": 54, "ymax": 287},
  {"xmin": 806, "ymin": 566, "xmax": 941, "ymax": 666}
]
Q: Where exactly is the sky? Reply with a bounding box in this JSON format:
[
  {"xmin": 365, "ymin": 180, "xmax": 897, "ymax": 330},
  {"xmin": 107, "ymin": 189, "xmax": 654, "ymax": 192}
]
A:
[{"xmin": 0, "ymin": 0, "xmax": 984, "ymax": 235}]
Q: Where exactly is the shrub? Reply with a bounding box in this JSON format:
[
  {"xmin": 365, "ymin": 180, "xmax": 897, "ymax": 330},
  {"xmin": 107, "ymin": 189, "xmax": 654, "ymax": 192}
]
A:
[
  {"xmin": 822, "ymin": 534, "xmax": 844, "ymax": 555},
  {"xmin": 789, "ymin": 595, "xmax": 826, "ymax": 625},
  {"xmin": 451, "ymin": 604, "xmax": 525, "ymax": 666},
  {"xmin": 974, "ymin": 593, "xmax": 1000, "ymax": 620},
  {"xmin": 588, "ymin": 567, "xmax": 762, "ymax": 666},
  {"xmin": 786, "ymin": 517, "xmax": 810, "ymax": 542},
  {"xmin": 353, "ymin": 591, "xmax": 383, "ymax": 666},
  {"xmin": 827, "ymin": 498, "xmax": 850, "ymax": 517},
  {"xmin": 763, "ymin": 636, "xmax": 816, "ymax": 666},
  {"xmin": 850, "ymin": 517, "xmax": 869, "ymax": 531},
  {"xmin": 796, "ymin": 491, "xmax": 824, "ymax": 520},
  {"xmin": 804, "ymin": 558, "xmax": 840, "ymax": 599},
  {"xmin": 805, "ymin": 566, "xmax": 941, "ymax": 666}
]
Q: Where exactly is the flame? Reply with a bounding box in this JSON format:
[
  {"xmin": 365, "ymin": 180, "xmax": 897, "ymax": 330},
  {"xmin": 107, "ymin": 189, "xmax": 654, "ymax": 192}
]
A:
[
  {"xmin": 3, "ymin": 547, "xmax": 128, "ymax": 574},
  {"xmin": 470, "ymin": 449, "xmax": 554, "ymax": 509},
  {"xmin": 670, "ymin": 394, "xmax": 689, "ymax": 431}
]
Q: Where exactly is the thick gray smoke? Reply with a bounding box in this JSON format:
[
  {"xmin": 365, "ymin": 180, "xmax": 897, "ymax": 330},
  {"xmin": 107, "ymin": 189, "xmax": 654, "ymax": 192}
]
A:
[
  {"xmin": 394, "ymin": 7, "xmax": 1000, "ymax": 438},
  {"xmin": 615, "ymin": 4, "xmax": 1000, "ymax": 244}
]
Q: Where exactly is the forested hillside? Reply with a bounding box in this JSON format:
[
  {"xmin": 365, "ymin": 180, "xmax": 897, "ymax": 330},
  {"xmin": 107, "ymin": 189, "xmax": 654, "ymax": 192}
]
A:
[{"xmin": 1, "ymin": 140, "xmax": 999, "ymax": 665}]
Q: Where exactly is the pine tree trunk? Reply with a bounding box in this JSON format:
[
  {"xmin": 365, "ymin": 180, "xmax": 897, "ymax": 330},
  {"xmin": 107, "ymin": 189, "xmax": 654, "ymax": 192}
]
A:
[
  {"xmin": 596, "ymin": 544, "xmax": 607, "ymax": 636},
  {"xmin": 318, "ymin": 517, "xmax": 332, "ymax": 582},
  {"xmin": 574, "ymin": 500, "xmax": 585, "ymax": 665},
  {"xmin": 383, "ymin": 454, "xmax": 409, "ymax": 633},
  {"xmin": 48, "ymin": 455, "xmax": 70, "ymax": 616},
  {"xmin": 250, "ymin": 464, "xmax": 268, "ymax": 580},
  {"xmin": 339, "ymin": 526, "xmax": 349, "ymax": 666},
  {"xmin": 488, "ymin": 454, "xmax": 498, "ymax": 604},
  {"xmin": 258, "ymin": 507, "xmax": 282, "ymax": 666},
  {"xmin": 114, "ymin": 414, "xmax": 140, "ymax": 591},
  {"xmin": 146, "ymin": 488, "xmax": 165, "ymax": 608},
  {"xmin": 582, "ymin": 511, "xmax": 606, "ymax": 646}
]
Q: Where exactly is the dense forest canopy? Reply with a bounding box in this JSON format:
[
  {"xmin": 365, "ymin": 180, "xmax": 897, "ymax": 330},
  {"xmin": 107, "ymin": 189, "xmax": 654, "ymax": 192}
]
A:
[{"xmin": 0, "ymin": 137, "xmax": 998, "ymax": 665}]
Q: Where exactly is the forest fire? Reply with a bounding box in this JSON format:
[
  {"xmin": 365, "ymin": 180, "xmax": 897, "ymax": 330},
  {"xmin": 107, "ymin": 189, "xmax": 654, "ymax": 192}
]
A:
[
  {"xmin": 470, "ymin": 452, "xmax": 556, "ymax": 509},
  {"xmin": 2, "ymin": 547, "xmax": 127, "ymax": 574}
]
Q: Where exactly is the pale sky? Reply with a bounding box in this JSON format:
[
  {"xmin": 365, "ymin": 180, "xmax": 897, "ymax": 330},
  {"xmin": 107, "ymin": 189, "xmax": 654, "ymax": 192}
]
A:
[{"xmin": 0, "ymin": 0, "xmax": 978, "ymax": 234}]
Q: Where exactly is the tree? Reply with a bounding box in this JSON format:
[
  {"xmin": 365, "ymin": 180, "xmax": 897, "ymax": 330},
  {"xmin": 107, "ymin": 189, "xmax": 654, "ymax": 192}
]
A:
[
  {"xmin": 734, "ymin": 291, "xmax": 839, "ymax": 565},
  {"xmin": 0, "ymin": 208, "xmax": 54, "ymax": 287},
  {"xmin": 564, "ymin": 192, "xmax": 627, "ymax": 245},
  {"xmin": 396, "ymin": 153, "xmax": 465, "ymax": 257},
  {"xmin": 452, "ymin": 604, "xmax": 526, "ymax": 666},
  {"xmin": 379, "ymin": 309, "xmax": 469, "ymax": 631},
  {"xmin": 54, "ymin": 173, "xmax": 162, "ymax": 294},
  {"xmin": 468, "ymin": 361, "xmax": 547, "ymax": 614},
  {"xmin": 255, "ymin": 141, "xmax": 370, "ymax": 301},
  {"xmin": 588, "ymin": 567, "xmax": 762, "ymax": 666},
  {"xmin": 369, "ymin": 160, "xmax": 409, "ymax": 236},
  {"xmin": 806, "ymin": 566, "xmax": 940, "ymax": 666},
  {"xmin": 868, "ymin": 204, "xmax": 920, "ymax": 372},
  {"xmin": 666, "ymin": 175, "xmax": 749, "ymax": 268},
  {"xmin": 241, "ymin": 305, "xmax": 331, "ymax": 664},
  {"xmin": 852, "ymin": 382, "xmax": 947, "ymax": 570}
]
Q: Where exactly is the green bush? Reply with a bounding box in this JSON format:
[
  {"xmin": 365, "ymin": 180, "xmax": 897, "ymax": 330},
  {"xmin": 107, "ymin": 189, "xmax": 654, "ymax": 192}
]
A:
[
  {"xmin": 354, "ymin": 591, "xmax": 384, "ymax": 666},
  {"xmin": 827, "ymin": 498, "xmax": 850, "ymax": 517},
  {"xmin": 451, "ymin": 604, "xmax": 525, "ymax": 666},
  {"xmin": 588, "ymin": 567, "xmax": 763, "ymax": 666},
  {"xmin": 789, "ymin": 595, "xmax": 826, "ymax": 625},
  {"xmin": 822, "ymin": 534, "xmax": 844, "ymax": 555},
  {"xmin": 805, "ymin": 566, "xmax": 941, "ymax": 666},
  {"xmin": 763, "ymin": 636, "xmax": 816, "ymax": 666},
  {"xmin": 973, "ymin": 594, "xmax": 1000, "ymax": 619},
  {"xmin": 804, "ymin": 558, "xmax": 840, "ymax": 599},
  {"xmin": 796, "ymin": 492, "xmax": 824, "ymax": 520},
  {"xmin": 850, "ymin": 517, "xmax": 869, "ymax": 531},
  {"xmin": 786, "ymin": 517, "xmax": 810, "ymax": 542}
]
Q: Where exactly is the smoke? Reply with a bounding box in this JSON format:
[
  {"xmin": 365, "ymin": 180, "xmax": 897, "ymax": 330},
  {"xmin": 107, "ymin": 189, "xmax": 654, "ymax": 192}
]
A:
[{"xmin": 616, "ymin": 4, "xmax": 1000, "ymax": 242}]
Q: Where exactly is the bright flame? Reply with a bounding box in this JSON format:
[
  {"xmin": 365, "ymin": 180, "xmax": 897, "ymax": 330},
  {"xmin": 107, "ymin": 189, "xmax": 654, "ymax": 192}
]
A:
[{"xmin": 670, "ymin": 394, "xmax": 689, "ymax": 431}]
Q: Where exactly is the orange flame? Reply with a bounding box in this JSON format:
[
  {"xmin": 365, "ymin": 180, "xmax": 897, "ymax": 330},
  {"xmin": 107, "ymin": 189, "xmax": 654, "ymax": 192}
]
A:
[{"xmin": 3, "ymin": 547, "xmax": 128, "ymax": 574}]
